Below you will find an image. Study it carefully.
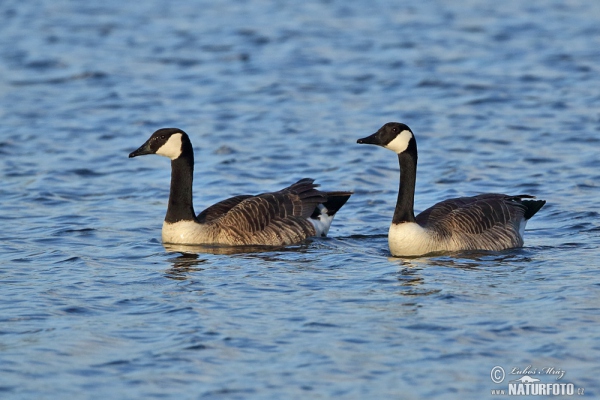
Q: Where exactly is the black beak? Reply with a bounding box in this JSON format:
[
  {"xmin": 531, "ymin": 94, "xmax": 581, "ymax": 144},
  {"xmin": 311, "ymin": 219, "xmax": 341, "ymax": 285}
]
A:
[
  {"xmin": 357, "ymin": 132, "xmax": 381, "ymax": 146},
  {"xmin": 129, "ymin": 140, "xmax": 153, "ymax": 158}
]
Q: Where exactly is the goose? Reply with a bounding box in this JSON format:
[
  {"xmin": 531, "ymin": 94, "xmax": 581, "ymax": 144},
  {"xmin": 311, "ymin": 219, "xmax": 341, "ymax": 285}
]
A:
[
  {"xmin": 129, "ymin": 128, "xmax": 352, "ymax": 247},
  {"xmin": 357, "ymin": 122, "xmax": 546, "ymax": 256}
]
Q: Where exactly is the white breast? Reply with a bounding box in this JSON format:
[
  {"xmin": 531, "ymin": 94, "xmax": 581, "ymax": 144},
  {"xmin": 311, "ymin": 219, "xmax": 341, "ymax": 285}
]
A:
[
  {"xmin": 162, "ymin": 220, "xmax": 210, "ymax": 244},
  {"xmin": 388, "ymin": 222, "xmax": 438, "ymax": 256}
]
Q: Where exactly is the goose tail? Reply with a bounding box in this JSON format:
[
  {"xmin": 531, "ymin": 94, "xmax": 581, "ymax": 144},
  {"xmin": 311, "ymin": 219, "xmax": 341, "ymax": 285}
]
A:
[{"xmin": 521, "ymin": 198, "xmax": 546, "ymax": 220}]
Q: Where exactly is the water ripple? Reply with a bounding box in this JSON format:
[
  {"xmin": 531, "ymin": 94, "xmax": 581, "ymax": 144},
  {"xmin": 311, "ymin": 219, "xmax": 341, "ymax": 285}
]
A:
[{"xmin": 1, "ymin": 0, "xmax": 600, "ymax": 398}]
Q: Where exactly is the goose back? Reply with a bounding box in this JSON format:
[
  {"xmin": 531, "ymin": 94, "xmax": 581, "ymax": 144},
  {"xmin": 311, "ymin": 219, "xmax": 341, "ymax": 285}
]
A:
[
  {"xmin": 196, "ymin": 195, "xmax": 253, "ymax": 223},
  {"xmin": 205, "ymin": 178, "xmax": 325, "ymax": 245}
]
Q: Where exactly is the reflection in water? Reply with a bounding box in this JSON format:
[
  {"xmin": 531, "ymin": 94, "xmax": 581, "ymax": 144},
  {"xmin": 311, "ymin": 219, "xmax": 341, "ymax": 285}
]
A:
[
  {"xmin": 426, "ymin": 250, "xmax": 534, "ymax": 269},
  {"xmin": 385, "ymin": 248, "xmax": 536, "ymax": 298},
  {"xmin": 396, "ymin": 266, "xmax": 441, "ymax": 297},
  {"xmin": 163, "ymin": 242, "xmax": 289, "ymax": 255},
  {"xmin": 390, "ymin": 248, "xmax": 534, "ymax": 270},
  {"xmin": 162, "ymin": 242, "xmax": 315, "ymax": 279},
  {"xmin": 164, "ymin": 253, "xmax": 207, "ymax": 280},
  {"xmin": 383, "ymin": 258, "xmax": 433, "ymax": 297}
]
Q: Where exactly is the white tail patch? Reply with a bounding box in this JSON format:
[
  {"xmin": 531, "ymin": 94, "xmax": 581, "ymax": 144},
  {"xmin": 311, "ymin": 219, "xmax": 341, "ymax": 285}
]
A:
[
  {"xmin": 309, "ymin": 205, "xmax": 335, "ymax": 237},
  {"xmin": 156, "ymin": 133, "xmax": 183, "ymax": 160},
  {"xmin": 385, "ymin": 130, "xmax": 413, "ymax": 154}
]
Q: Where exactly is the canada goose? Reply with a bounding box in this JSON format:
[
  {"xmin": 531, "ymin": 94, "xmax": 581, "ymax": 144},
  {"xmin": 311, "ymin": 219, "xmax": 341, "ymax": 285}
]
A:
[
  {"xmin": 357, "ymin": 122, "xmax": 546, "ymax": 256},
  {"xmin": 129, "ymin": 128, "xmax": 352, "ymax": 246}
]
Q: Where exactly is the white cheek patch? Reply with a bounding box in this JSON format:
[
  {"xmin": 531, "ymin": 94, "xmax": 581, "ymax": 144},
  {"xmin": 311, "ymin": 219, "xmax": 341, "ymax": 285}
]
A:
[
  {"xmin": 385, "ymin": 130, "xmax": 413, "ymax": 154},
  {"xmin": 156, "ymin": 133, "xmax": 183, "ymax": 160}
]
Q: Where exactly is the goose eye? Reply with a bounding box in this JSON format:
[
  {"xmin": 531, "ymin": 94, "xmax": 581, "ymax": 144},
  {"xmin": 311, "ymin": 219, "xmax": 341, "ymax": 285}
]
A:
[
  {"xmin": 392, "ymin": 127, "xmax": 398, "ymax": 134},
  {"xmin": 160, "ymin": 135, "xmax": 166, "ymax": 140}
]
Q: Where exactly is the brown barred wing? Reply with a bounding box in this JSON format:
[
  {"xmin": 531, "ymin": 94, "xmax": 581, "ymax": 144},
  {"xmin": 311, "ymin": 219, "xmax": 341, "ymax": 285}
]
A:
[
  {"xmin": 196, "ymin": 195, "xmax": 253, "ymax": 223},
  {"xmin": 416, "ymin": 194, "xmax": 529, "ymax": 250},
  {"xmin": 208, "ymin": 178, "xmax": 326, "ymax": 246}
]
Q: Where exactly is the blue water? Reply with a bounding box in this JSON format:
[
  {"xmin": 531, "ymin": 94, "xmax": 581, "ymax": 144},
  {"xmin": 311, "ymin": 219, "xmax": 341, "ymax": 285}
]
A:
[{"xmin": 1, "ymin": 0, "xmax": 600, "ymax": 398}]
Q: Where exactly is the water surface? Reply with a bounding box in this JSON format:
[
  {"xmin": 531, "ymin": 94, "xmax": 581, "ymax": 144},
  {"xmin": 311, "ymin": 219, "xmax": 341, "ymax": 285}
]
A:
[{"xmin": 1, "ymin": 0, "xmax": 599, "ymax": 398}]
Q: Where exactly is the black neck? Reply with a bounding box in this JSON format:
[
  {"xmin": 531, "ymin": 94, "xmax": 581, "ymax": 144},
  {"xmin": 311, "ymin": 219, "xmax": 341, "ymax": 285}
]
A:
[
  {"xmin": 392, "ymin": 147, "xmax": 417, "ymax": 224},
  {"xmin": 165, "ymin": 151, "xmax": 197, "ymax": 223}
]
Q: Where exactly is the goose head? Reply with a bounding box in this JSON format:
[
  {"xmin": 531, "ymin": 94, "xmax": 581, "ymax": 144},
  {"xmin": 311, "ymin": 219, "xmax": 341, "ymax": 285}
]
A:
[
  {"xmin": 129, "ymin": 128, "xmax": 191, "ymax": 160},
  {"xmin": 357, "ymin": 122, "xmax": 416, "ymax": 155}
]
